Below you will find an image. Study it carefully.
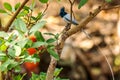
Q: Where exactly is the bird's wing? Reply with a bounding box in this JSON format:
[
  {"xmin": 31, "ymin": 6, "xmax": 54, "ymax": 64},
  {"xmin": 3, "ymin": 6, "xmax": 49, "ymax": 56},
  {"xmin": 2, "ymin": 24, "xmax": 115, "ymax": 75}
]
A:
[
  {"xmin": 63, "ymin": 14, "xmax": 71, "ymax": 23},
  {"xmin": 63, "ymin": 14, "xmax": 78, "ymax": 25}
]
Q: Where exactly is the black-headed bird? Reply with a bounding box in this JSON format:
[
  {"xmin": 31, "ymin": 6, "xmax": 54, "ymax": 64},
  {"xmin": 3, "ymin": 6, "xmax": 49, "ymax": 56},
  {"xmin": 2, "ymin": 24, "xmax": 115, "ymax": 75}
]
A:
[{"xmin": 59, "ymin": 7, "xmax": 79, "ymax": 25}]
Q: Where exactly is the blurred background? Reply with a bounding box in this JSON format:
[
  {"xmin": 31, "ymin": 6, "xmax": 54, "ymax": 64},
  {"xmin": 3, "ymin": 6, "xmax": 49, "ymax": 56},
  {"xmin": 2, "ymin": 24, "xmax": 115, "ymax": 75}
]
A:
[{"xmin": 0, "ymin": 0, "xmax": 120, "ymax": 80}]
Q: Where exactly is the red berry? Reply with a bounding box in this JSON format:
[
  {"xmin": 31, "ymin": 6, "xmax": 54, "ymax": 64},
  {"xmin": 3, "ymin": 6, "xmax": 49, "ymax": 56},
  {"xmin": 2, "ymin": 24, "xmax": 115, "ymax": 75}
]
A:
[
  {"xmin": 38, "ymin": 46, "xmax": 44, "ymax": 50},
  {"xmin": 24, "ymin": 62, "xmax": 39, "ymax": 71},
  {"xmin": 29, "ymin": 35, "xmax": 37, "ymax": 42},
  {"xmin": 27, "ymin": 48, "xmax": 37, "ymax": 55}
]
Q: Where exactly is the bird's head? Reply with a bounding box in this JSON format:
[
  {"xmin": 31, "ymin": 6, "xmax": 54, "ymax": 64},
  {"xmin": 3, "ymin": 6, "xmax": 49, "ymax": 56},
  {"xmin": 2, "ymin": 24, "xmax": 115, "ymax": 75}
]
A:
[
  {"xmin": 60, "ymin": 7, "xmax": 65, "ymax": 12},
  {"xmin": 59, "ymin": 7, "xmax": 67, "ymax": 17}
]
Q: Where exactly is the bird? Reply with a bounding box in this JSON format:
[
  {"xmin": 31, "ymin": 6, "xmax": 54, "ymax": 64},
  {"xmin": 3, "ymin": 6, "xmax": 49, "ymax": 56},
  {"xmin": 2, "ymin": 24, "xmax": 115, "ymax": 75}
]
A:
[{"xmin": 59, "ymin": 7, "xmax": 79, "ymax": 25}]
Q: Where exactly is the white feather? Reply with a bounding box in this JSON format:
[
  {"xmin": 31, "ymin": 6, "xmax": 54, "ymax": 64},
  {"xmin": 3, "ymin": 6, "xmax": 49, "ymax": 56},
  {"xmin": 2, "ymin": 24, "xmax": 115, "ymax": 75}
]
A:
[{"xmin": 63, "ymin": 14, "xmax": 78, "ymax": 25}]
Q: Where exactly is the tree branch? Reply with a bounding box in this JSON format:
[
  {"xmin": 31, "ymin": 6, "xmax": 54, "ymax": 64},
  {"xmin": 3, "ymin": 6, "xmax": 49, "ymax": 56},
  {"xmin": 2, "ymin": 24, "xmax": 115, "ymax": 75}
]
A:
[
  {"xmin": 46, "ymin": 4, "xmax": 105, "ymax": 80},
  {"xmin": 46, "ymin": 57, "xmax": 57, "ymax": 80},
  {"xmin": 42, "ymin": 3, "xmax": 49, "ymax": 14},
  {"xmin": 67, "ymin": 0, "xmax": 76, "ymax": 30},
  {"xmin": 3, "ymin": 0, "xmax": 29, "ymax": 32}
]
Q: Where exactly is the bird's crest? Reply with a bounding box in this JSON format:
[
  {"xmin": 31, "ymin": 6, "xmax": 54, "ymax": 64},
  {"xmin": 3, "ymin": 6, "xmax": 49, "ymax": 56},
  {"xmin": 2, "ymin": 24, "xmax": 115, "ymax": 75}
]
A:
[
  {"xmin": 60, "ymin": 7, "xmax": 65, "ymax": 12},
  {"xmin": 59, "ymin": 7, "xmax": 67, "ymax": 17}
]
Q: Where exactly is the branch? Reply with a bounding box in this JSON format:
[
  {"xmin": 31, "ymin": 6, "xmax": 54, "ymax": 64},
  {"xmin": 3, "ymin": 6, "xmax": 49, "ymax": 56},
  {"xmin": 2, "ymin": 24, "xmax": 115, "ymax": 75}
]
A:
[
  {"xmin": 46, "ymin": 4, "xmax": 105, "ymax": 80},
  {"xmin": 102, "ymin": 5, "xmax": 120, "ymax": 10},
  {"xmin": 68, "ymin": 0, "xmax": 73, "ymax": 23},
  {"xmin": 46, "ymin": 57, "xmax": 57, "ymax": 80},
  {"xmin": 42, "ymin": 3, "xmax": 49, "ymax": 14},
  {"xmin": 3, "ymin": 0, "xmax": 29, "ymax": 32},
  {"xmin": 67, "ymin": 0, "xmax": 76, "ymax": 30}
]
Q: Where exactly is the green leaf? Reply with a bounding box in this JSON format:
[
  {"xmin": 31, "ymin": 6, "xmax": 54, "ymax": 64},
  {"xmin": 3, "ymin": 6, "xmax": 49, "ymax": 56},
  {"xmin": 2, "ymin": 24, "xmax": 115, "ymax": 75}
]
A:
[
  {"xmin": 17, "ymin": 10, "xmax": 29, "ymax": 17},
  {"xmin": 14, "ymin": 73, "xmax": 26, "ymax": 80},
  {"xmin": 0, "ymin": 59, "xmax": 10, "ymax": 71},
  {"xmin": 15, "ymin": 3, "xmax": 21, "ymax": 10},
  {"xmin": 39, "ymin": 0, "xmax": 48, "ymax": 3},
  {"xmin": 30, "ymin": 21, "xmax": 46, "ymax": 33},
  {"xmin": 14, "ymin": 74, "xmax": 22, "ymax": 80},
  {"xmin": 0, "ymin": 31, "xmax": 8, "ymax": 38},
  {"xmin": 23, "ymin": 6, "xmax": 30, "ymax": 11},
  {"xmin": 30, "ymin": 72, "xmax": 46, "ymax": 80},
  {"xmin": 54, "ymin": 68, "xmax": 63, "ymax": 77},
  {"xmin": 0, "ymin": 51, "xmax": 7, "ymax": 61},
  {"xmin": 40, "ymin": 72, "xmax": 46, "ymax": 80},
  {"xmin": 7, "ymin": 60, "xmax": 18, "ymax": 70},
  {"xmin": 0, "ymin": 44, "xmax": 7, "ymax": 51},
  {"xmin": 25, "ymin": 39, "xmax": 33, "ymax": 48},
  {"xmin": 46, "ymin": 38, "xmax": 56, "ymax": 43},
  {"xmin": 7, "ymin": 33, "xmax": 17, "ymax": 43},
  {"xmin": 36, "ymin": 12, "xmax": 43, "ymax": 20},
  {"xmin": 17, "ymin": 38, "xmax": 29, "ymax": 48},
  {"xmin": 44, "ymin": 32, "xmax": 55, "ymax": 36},
  {"xmin": 47, "ymin": 48, "xmax": 59, "ymax": 60},
  {"xmin": 30, "ymin": 73, "xmax": 40, "ymax": 80},
  {"xmin": 0, "ymin": 59, "xmax": 18, "ymax": 71},
  {"xmin": 0, "ymin": 51, "xmax": 6, "ymax": 57},
  {"xmin": 4, "ymin": 2, "xmax": 12, "ymax": 11},
  {"xmin": 14, "ymin": 66, "xmax": 21, "ymax": 73},
  {"xmin": 30, "ymin": 0, "xmax": 36, "ymax": 10},
  {"xmin": 44, "ymin": 33, "xmax": 59, "ymax": 39},
  {"xmin": 54, "ymin": 33, "xmax": 59, "ymax": 39},
  {"xmin": 0, "ymin": 56, "xmax": 7, "ymax": 61},
  {"xmin": 32, "ymin": 41, "xmax": 46, "ymax": 48},
  {"xmin": 20, "ymin": 73, "xmax": 27, "ymax": 80},
  {"xmin": 14, "ymin": 18, "xmax": 28, "ymax": 33},
  {"xmin": 0, "ymin": 9, "xmax": 7, "ymax": 13},
  {"xmin": 105, "ymin": 0, "xmax": 112, "ymax": 2},
  {"xmin": 78, "ymin": 0, "xmax": 88, "ymax": 9},
  {"xmin": 47, "ymin": 45, "xmax": 55, "ymax": 49},
  {"xmin": 31, "ymin": 16, "xmax": 37, "ymax": 20},
  {"xmin": 14, "ymin": 45, "xmax": 21, "ymax": 56},
  {"xmin": 34, "ymin": 31, "xmax": 45, "ymax": 42},
  {"xmin": 24, "ymin": 54, "xmax": 40, "ymax": 63},
  {"xmin": 0, "ymin": 38, "xmax": 4, "ymax": 46},
  {"xmin": 8, "ymin": 47, "xmax": 16, "ymax": 58}
]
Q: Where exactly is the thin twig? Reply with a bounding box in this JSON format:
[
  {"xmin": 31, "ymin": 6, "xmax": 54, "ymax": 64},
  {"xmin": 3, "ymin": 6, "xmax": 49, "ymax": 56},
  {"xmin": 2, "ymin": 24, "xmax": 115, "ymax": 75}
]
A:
[
  {"xmin": 70, "ymin": 0, "xmax": 72, "ymax": 24},
  {"xmin": 26, "ymin": 2, "xmax": 49, "ymax": 29},
  {"xmin": 3, "ymin": 0, "xmax": 29, "ymax": 32},
  {"xmin": 82, "ymin": 29, "xmax": 115, "ymax": 80},
  {"xmin": 26, "ymin": 10, "xmax": 33, "ymax": 28},
  {"xmin": 42, "ymin": 3, "xmax": 49, "ymax": 14},
  {"xmin": 102, "ymin": 5, "xmax": 120, "ymax": 10},
  {"xmin": 32, "ymin": 3, "xmax": 49, "ymax": 24},
  {"xmin": 68, "ymin": 0, "xmax": 76, "ymax": 29},
  {"xmin": 97, "ymin": 47, "xmax": 115, "ymax": 80}
]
